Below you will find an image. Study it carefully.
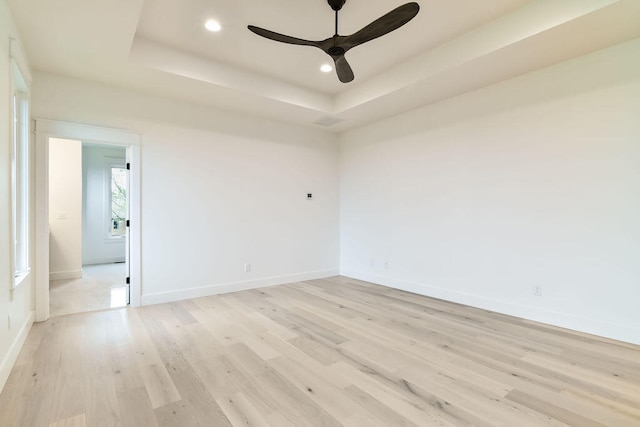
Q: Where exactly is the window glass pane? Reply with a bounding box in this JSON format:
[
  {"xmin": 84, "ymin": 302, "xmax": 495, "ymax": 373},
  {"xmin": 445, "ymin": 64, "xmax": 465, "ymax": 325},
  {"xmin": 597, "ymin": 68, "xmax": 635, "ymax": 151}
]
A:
[
  {"xmin": 11, "ymin": 58, "xmax": 31, "ymax": 285},
  {"xmin": 13, "ymin": 92, "xmax": 29, "ymax": 278},
  {"xmin": 12, "ymin": 94, "xmax": 18, "ymax": 273},
  {"xmin": 111, "ymin": 167, "xmax": 127, "ymax": 236}
]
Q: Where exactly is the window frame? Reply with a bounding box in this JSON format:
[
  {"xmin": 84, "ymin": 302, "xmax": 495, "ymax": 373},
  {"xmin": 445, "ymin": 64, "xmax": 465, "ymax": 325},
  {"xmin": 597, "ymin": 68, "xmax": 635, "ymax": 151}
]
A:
[
  {"xmin": 10, "ymin": 41, "xmax": 32, "ymax": 289},
  {"xmin": 106, "ymin": 162, "xmax": 127, "ymax": 239}
]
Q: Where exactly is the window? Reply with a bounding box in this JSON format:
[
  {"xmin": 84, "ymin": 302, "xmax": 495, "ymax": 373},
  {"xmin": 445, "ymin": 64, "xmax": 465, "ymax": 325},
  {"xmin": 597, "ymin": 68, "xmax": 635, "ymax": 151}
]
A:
[
  {"xmin": 110, "ymin": 165, "xmax": 127, "ymax": 237},
  {"xmin": 11, "ymin": 57, "xmax": 30, "ymax": 287}
]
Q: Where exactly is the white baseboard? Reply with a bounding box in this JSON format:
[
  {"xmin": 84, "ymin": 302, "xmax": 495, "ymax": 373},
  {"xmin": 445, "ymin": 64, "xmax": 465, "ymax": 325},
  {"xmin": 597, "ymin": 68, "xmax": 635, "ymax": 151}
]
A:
[
  {"xmin": 83, "ymin": 257, "xmax": 125, "ymax": 266},
  {"xmin": 141, "ymin": 269, "xmax": 340, "ymax": 306},
  {"xmin": 0, "ymin": 311, "xmax": 35, "ymax": 394},
  {"xmin": 340, "ymin": 269, "xmax": 640, "ymax": 346},
  {"xmin": 49, "ymin": 269, "xmax": 83, "ymax": 281}
]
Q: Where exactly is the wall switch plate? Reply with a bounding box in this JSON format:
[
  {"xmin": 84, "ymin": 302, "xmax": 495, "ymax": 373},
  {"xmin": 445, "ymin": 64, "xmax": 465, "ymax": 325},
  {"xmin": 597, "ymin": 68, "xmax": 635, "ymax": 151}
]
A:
[
  {"xmin": 533, "ymin": 286, "xmax": 542, "ymax": 296},
  {"xmin": 244, "ymin": 263, "xmax": 251, "ymax": 273}
]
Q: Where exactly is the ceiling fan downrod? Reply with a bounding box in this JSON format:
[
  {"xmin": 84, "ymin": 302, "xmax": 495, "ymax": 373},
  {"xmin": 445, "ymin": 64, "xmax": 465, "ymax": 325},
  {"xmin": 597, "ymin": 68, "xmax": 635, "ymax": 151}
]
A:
[
  {"xmin": 329, "ymin": 0, "xmax": 344, "ymax": 52},
  {"xmin": 329, "ymin": 0, "xmax": 346, "ymax": 35}
]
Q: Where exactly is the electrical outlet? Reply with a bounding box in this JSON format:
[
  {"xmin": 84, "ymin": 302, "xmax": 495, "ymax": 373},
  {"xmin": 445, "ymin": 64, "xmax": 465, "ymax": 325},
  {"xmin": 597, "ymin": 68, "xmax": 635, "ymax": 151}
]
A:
[
  {"xmin": 384, "ymin": 261, "xmax": 389, "ymax": 270},
  {"xmin": 533, "ymin": 286, "xmax": 542, "ymax": 296},
  {"xmin": 244, "ymin": 263, "xmax": 251, "ymax": 273}
]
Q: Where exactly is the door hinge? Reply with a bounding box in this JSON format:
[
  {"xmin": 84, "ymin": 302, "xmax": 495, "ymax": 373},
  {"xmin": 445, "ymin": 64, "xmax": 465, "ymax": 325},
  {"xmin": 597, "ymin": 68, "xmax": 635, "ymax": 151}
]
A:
[
  {"xmin": 126, "ymin": 162, "xmax": 130, "ymax": 170},
  {"xmin": 126, "ymin": 219, "xmax": 130, "ymax": 227},
  {"xmin": 126, "ymin": 277, "xmax": 130, "ymax": 285}
]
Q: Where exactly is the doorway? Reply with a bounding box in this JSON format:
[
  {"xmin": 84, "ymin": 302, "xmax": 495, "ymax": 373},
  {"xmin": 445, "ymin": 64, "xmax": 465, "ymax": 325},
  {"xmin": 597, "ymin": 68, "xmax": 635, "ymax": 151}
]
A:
[
  {"xmin": 35, "ymin": 119, "xmax": 141, "ymax": 322},
  {"xmin": 47, "ymin": 139, "xmax": 130, "ymax": 316}
]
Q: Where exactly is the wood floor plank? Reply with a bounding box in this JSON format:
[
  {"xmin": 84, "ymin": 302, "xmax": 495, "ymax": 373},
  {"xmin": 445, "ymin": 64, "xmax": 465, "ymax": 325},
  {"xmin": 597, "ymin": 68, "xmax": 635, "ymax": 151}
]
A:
[
  {"xmin": 268, "ymin": 355, "xmax": 358, "ymax": 421},
  {"xmin": 49, "ymin": 413, "xmax": 87, "ymax": 427},
  {"xmin": 339, "ymin": 411, "xmax": 389, "ymax": 427},
  {"xmin": 397, "ymin": 364, "xmax": 566, "ymax": 427},
  {"xmin": 0, "ymin": 363, "xmax": 27, "ymax": 425},
  {"xmin": 189, "ymin": 355, "xmax": 243, "ymax": 399},
  {"xmin": 506, "ymin": 389, "xmax": 608, "ymax": 427},
  {"xmin": 264, "ymin": 411, "xmax": 298, "ymax": 427},
  {"xmin": 124, "ymin": 309, "xmax": 182, "ymax": 409},
  {"xmin": 108, "ymin": 341, "xmax": 146, "ymax": 393},
  {"xmin": 116, "ymin": 387, "xmax": 159, "ymax": 427},
  {"xmin": 330, "ymin": 361, "xmax": 461, "ymax": 426},
  {"xmin": 342, "ymin": 384, "xmax": 422, "ymax": 427},
  {"xmin": 215, "ymin": 392, "xmax": 270, "ymax": 427},
  {"xmin": 522, "ymin": 351, "xmax": 640, "ymax": 399},
  {"xmin": 164, "ymin": 367, "xmax": 232, "ymax": 427},
  {"xmin": 160, "ymin": 319, "xmax": 224, "ymax": 364},
  {"xmin": 251, "ymin": 369, "xmax": 343, "ymax": 427},
  {"xmin": 83, "ymin": 373, "xmax": 122, "ymax": 427},
  {"xmin": 49, "ymin": 319, "xmax": 86, "ymax": 424},
  {"xmin": 189, "ymin": 307, "xmax": 243, "ymax": 347},
  {"xmin": 560, "ymin": 388, "xmax": 640, "ymax": 424},
  {"xmin": 153, "ymin": 400, "xmax": 199, "ymax": 427},
  {"xmin": 338, "ymin": 315, "xmax": 515, "ymax": 398},
  {"xmin": 287, "ymin": 335, "xmax": 343, "ymax": 365},
  {"xmin": 245, "ymin": 311, "xmax": 299, "ymax": 341},
  {"xmin": 1, "ymin": 276, "xmax": 639, "ymax": 426},
  {"xmin": 258, "ymin": 331, "xmax": 351, "ymax": 389},
  {"xmin": 19, "ymin": 318, "xmax": 65, "ymax": 425}
]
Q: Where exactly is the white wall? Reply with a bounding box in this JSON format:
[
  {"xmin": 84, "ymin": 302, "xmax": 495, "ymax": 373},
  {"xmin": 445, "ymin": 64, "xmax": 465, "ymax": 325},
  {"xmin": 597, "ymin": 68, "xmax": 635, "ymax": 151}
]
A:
[
  {"xmin": 48, "ymin": 138, "xmax": 82, "ymax": 280},
  {"xmin": 32, "ymin": 73, "xmax": 340, "ymax": 304},
  {"xmin": 82, "ymin": 144, "xmax": 126, "ymax": 265},
  {"xmin": 0, "ymin": 0, "xmax": 34, "ymax": 392},
  {"xmin": 340, "ymin": 38, "xmax": 640, "ymax": 345}
]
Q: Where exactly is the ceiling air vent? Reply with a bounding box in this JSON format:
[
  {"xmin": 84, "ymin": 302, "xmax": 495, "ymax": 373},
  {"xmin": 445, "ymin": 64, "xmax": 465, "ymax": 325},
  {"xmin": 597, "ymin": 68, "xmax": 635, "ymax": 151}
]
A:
[{"xmin": 313, "ymin": 116, "xmax": 345, "ymax": 127}]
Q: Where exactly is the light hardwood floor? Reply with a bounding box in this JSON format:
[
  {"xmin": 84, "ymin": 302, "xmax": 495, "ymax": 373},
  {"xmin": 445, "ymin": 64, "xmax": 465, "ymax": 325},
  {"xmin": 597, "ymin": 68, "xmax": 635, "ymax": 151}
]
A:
[{"xmin": 1, "ymin": 276, "xmax": 639, "ymax": 426}]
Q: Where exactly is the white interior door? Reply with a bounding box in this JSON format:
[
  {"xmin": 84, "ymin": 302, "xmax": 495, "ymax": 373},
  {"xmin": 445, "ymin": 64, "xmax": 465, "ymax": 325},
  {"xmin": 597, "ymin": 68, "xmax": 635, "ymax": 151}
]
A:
[{"xmin": 125, "ymin": 147, "xmax": 131, "ymax": 304}]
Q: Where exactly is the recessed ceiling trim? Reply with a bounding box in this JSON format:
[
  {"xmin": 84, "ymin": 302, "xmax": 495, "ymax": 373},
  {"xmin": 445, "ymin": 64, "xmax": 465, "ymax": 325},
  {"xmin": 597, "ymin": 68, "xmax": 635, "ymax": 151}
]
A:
[
  {"xmin": 129, "ymin": 37, "xmax": 333, "ymax": 113},
  {"xmin": 334, "ymin": 0, "xmax": 621, "ymax": 113}
]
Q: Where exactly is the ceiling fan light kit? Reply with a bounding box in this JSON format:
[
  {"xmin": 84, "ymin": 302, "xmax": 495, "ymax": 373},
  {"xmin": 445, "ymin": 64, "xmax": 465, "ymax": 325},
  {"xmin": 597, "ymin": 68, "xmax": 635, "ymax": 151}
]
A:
[{"xmin": 248, "ymin": 1, "xmax": 420, "ymax": 83}]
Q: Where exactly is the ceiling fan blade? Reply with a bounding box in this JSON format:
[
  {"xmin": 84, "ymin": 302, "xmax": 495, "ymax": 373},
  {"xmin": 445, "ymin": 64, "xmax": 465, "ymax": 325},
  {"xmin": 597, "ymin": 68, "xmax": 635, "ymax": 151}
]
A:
[
  {"xmin": 333, "ymin": 55, "xmax": 354, "ymax": 83},
  {"xmin": 248, "ymin": 25, "xmax": 319, "ymax": 47},
  {"xmin": 342, "ymin": 2, "xmax": 420, "ymax": 50}
]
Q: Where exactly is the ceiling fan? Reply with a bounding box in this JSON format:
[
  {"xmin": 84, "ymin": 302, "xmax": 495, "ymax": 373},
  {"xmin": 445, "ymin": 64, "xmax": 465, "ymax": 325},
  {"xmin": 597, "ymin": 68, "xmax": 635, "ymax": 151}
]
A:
[{"xmin": 248, "ymin": 1, "xmax": 420, "ymax": 83}]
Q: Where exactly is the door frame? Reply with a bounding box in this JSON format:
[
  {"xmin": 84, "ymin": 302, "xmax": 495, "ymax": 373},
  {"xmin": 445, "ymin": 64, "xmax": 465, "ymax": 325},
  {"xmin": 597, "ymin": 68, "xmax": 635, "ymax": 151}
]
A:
[{"xmin": 35, "ymin": 119, "xmax": 141, "ymax": 321}]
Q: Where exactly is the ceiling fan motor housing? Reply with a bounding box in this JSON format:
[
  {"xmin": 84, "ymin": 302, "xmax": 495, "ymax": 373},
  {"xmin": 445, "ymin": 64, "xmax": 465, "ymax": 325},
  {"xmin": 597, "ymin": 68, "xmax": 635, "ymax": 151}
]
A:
[{"xmin": 328, "ymin": 0, "xmax": 347, "ymax": 12}]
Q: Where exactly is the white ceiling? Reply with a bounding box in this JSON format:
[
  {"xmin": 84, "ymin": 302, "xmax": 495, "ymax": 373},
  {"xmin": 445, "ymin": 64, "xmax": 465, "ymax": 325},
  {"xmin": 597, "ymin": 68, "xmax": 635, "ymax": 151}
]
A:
[{"xmin": 8, "ymin": 0, "xmax": 640, "ymax": 132}]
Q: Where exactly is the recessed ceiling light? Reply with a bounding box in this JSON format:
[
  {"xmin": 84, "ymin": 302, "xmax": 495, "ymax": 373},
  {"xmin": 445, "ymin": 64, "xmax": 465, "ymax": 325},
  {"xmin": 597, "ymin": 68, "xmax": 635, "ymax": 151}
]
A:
[
  {"xmin": 320, "ymin": 64, "xmax": 332, "ymax": 73},
  {"xmin": 205, "ymin": 19, "xmax": 221, "ymax": 32}
]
